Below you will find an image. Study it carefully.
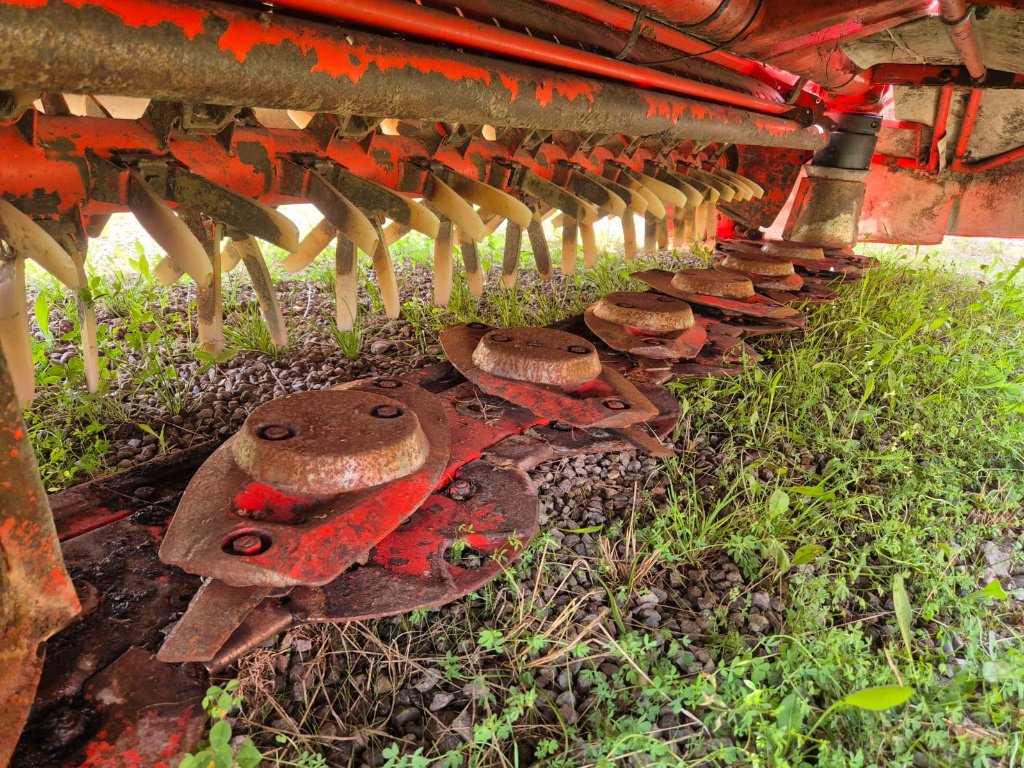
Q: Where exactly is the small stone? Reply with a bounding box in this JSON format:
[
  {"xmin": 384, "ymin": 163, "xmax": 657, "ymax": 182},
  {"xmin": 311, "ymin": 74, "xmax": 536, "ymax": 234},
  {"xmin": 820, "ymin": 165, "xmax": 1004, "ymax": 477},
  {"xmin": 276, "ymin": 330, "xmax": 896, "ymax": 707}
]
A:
[
  {"xmin": 414, "ymin": 669, "xmax": 442, "ymax": 693},
  {"xmin": 751, "ymin": 592, "xmax": 771, "ymax": 611},
  {"xmin": 393, "ymin": 707, "xmax": 421, "ymax": 727},
  {"xmin": 982, "ymin": 541, "xmax": 1013, "ymax": 579},
  {"xmin": 748, "ymin": 613, "xmax": 770, "ymax": 634},
  {"xmin": 429, "ymin": 692, "xmax": 454, "ymax": 711}
]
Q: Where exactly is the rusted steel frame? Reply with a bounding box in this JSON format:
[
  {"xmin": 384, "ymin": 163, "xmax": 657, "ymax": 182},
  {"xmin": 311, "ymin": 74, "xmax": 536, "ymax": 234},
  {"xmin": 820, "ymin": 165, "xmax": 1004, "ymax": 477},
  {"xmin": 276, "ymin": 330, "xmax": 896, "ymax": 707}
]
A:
[
  {"xmin": 949, "ymin": 88, "xmax": 1024, "ymax": 173},
  {"xmin": 927, "ymin": 86, "xmax": 954, "ymax": 171},
  {"xmin": 51, "ymin": 441, "xmax": 218, "ymax": 542},
  {"xmin": 540, "ymin": 0, "xmax": 794, "ymax": 84},
  {"xmin": 938, "ymin": 0, "xmax": 986, "ymax": 82},
  {"xmin": 254, "ymin": 0, "xmax": 794, "ymax": 115},
  {"xmin": 0, "ymin": 0, "xmax": 826, "ymax": 151},
  {"xmin": 0, "ymin": 350, "xmax": 80, "ymax": 767},
  {"xmin": 870, "ymin": 64, "xmax": 1024, "ymax": 89},
  {"xmin": 359, "ymin": 0, "xmax": 804, "ymax": 101}
]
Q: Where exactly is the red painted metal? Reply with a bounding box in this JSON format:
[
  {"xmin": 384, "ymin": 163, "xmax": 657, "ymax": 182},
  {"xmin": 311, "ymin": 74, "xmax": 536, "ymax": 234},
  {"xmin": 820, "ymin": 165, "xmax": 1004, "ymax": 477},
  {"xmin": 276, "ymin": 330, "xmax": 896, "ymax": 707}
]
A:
[
  {"xmin": 949, "ymin": 88, "xmax": 1024, "ymax": 173},
  {"xmin": 256, "ymin": 0, "xmax": 795, "ymax": 115},
  {"xmin": 939, "ymin": 0, "xmax": 986, "ymax": 81},
  {"xmin": 929, "ymin": 86, "xmax": 954, "ymax": 171},
  {"xmin": 535, "ymin": 0, "xmax": 806, "ymax": 97},
  {"xmin": 871, "ymin": 63, "xmax": 1024, "ymax": 88}
]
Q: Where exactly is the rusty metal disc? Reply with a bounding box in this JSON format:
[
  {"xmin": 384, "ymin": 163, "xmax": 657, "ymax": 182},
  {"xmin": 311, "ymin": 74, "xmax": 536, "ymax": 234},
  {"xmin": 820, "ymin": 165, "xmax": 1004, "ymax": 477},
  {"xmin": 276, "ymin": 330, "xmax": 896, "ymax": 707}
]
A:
[
  {"xmin": 591, "ymin": 291, "xmax": 694, "ymax": 332},
  {"xmin": 441, "ymin": 323, "xmax": 659, "ymax": 429},
  {"xmin": 471, "ymin": 326, "xmax": 602, "ymax": 387},
  {"xmin": 159, "ymin": 378, "xmax": 450, "ymax": 589},
  {"xmin": 632, "ymin": 269, "xmax": 804, "ymax": 323},
  {"xmin": 761, "ymin": 239, "xmax": 825, "ymax": 260},
  {"xmin": 231, "ymin": 389, "xmax": 429, "ymax": 495},
  {"xmin": 670, "ymin": 267, "xmax": 754, "ymax": 298},
  {"xmin": 721, "ymin": 251, "xmax": 795, "ymax": 277},
  {"xmin": 584, "ymin": 306, "xmax": 708, "ymax": 361},
  {"xmin": 288, "ymin": 461, "xmax": 537, "ymax": 622}
]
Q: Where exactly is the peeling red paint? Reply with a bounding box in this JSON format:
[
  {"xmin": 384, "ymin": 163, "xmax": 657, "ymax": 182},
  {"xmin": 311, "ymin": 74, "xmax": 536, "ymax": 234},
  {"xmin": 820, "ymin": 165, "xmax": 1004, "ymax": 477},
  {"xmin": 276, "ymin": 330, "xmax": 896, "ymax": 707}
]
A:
[
  {"xmin": 59, "ymin": 0, "xmax": 207, "ymax": 40},
  {"xmin": 216, "ymin": 19, "xmax": 493, "ymax": 88},
  {"xmin": 535, "ymin": 79, "xmax": 598, "ymax": 108}
]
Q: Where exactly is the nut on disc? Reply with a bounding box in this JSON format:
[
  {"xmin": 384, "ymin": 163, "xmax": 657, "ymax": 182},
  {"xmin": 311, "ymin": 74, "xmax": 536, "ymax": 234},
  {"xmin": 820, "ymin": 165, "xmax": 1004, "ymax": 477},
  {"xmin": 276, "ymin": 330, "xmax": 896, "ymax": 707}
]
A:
[
  {"xmin": 721, "ymin": 252, "xmax": 795, "ymax": 276},
  {"xmin": 671, "ymin": 268, "xmax": 755, "ymax": 299},
  {"xmin": 471, "ymin": 327, "xmax": 602, "ymax": 387},
  {"xmin": 592, "ymin": 291, "xmax": 694, "ymax": 332},
  {"xmin": 232, "ymin": 389, "xmax": 428, "ymax": 495},
  {"xmin": 761, "ymin": 239, "xmax": 825, "ymax": 260}
]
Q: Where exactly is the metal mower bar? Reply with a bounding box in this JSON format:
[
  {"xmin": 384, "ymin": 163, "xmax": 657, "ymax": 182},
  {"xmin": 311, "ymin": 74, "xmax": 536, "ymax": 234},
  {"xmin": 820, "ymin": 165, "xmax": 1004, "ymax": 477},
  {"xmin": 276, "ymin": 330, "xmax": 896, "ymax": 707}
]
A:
[{"xmin": 0, "ymin": 0, "xmax": 1022, "ymax": 764}]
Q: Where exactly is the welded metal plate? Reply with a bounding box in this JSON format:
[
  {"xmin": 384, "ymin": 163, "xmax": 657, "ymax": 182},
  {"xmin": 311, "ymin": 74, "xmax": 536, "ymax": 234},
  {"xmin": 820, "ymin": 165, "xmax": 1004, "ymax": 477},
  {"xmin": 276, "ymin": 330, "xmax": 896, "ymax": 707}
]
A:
[
  {"xmin": 442, "ymin": 323, "xmax": 659, "ymax": 428},
  {"xmin": 633, "ymin": 269, "xmax": 804, "ymax": 323},
  {"xmin": 160, "ymin": 378, "xmax": 450, "ymax": 589},
  {"xmin": 289, "ymin": 461, "xmax": 536, "ymax": 622}
]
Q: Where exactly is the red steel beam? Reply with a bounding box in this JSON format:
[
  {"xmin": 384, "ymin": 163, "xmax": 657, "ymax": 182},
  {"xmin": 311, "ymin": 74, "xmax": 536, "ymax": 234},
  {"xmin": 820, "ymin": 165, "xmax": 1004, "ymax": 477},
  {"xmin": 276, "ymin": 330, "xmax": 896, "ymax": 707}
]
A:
[
  {"xmin": 0, "ymin": 0, "xmax": 825, "ymax": 149},
  {"xmin": 939, "ymin": 0, "xmax": 987, "ymax": 81},
  {"xmin": 261, "ymin": 0, "xmax": 795, "ymax": 115}
]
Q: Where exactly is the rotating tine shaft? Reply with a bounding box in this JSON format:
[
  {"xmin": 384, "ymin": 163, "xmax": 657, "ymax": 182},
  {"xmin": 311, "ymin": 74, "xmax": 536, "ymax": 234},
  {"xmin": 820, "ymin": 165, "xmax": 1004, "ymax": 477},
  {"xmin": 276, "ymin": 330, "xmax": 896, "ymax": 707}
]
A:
[
  {"xmin": 127, "ymin": 170, "xmax": 213, "ymax": 288},
  {"xmin": 334, "ymin": 235, "xmax": 358, "ymax": 331},
  {"xmin": 432, "ymin": 166, "xmax": 532, "ymax": 229},
  {"xmin": 0, "ymin": 244, "xmax": 33, "ymax": 405},
  {"xmin": 455, "ymin": 227, "xmax": 484, "ymax": 297},
  {"xmin": 166, "ymin": 167, "xmax": 300, "ymax": 251},
  {"xmin": 527, "ymin": 217, "xmax": 553, "ymax": 280},
  {"xmin": 327, "ymin": 164, "xmax": 439, "ymax": 239},
  {"xmin": 417, "ymin": 168, "xmax": 486, "ymax": 242},
  {"xmin": 282, "ymin": 218, "xmax": 341, "ymax": 273},
  {"xmin": 0, "ymin": 199, "xmax": 82, "ymax": 290},
  {"xmin": 561, "ymin": 165, "xmax": 627, "ymax": 218},
  {"xmin": 602, "ymin": 167, "xmax": 666, "ymax": 219},
  {"xmin": 182, "ymin": 212, "xmax": 224, "ymax": 355},
  {"xmin": 643, "ymin": 163, "xmax": 705, "ymax": 208},
  {"xmin": 304, "ymin": 169, "xmax": 380, "ymax": 256},
  {"xmin": 369, "ymin": 220, "xmax": 401, "ymax": 319},
  {"xmin": 235, "ymin": 237, "xmax": 288, "ymax": 346}
]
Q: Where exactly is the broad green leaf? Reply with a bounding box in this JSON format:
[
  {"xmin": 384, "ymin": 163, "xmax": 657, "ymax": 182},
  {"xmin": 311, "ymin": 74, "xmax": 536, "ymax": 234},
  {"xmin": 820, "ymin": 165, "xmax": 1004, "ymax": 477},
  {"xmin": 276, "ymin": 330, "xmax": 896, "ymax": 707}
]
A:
[
  {"xmin": 34, "ymin": 294, "xmax": 51, "ymax": 340},
  {"xmin": 775, "ymin": 691, "xmax": 805, "ymax": 732},
  {"xmin": 842, "ymin": 685, "xmax": 915, "ymax": 711},
  {"xmin": 783, "ymin": 485, "xmax": 836, "ymax": 500},
  {"xmin": 768, "ymin": 489, "xmax": 790, "ymax": 515},
  {"xmin": 971, "ymin": 579, "xmax": 1008, "ymax": 601},
  {"xmin": 236, "ymin": 741, "xmax": 263, "ymax": 768},
  {"xmin": 212, "ymin": 749, "xmax": 233, "ymax": 768},
  {"xmin": 209, "ymin": 719, "xmax": 231, "ymax": 748},
  {"xmin": 792, "ymin": 544, "xmax": 825, "ymax": 566},
  {"xmin": 893, "ymin": 574, "xmax": 914, "ymax": 657},
  {"xmin": 763, "ymin": 538, "xmax": 790, "ymax": 574}
]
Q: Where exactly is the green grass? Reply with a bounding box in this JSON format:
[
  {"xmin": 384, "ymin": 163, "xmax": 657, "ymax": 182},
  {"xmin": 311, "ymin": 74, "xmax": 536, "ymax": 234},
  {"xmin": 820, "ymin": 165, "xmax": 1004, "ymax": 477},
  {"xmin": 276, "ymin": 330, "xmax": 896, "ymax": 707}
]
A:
[
  {"xmin": 232, "ymin": 251, "xmax": 1024, "ymax": 768},
  {"xmin": 19, "ymin": 226, "xmax": 1024, "ymax": 766}
]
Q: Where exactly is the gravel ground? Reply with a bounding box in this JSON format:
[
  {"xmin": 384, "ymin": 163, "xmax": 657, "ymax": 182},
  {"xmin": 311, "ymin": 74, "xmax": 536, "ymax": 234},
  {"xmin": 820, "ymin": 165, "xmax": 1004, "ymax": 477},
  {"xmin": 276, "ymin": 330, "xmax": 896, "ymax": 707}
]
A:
[{"xmin": 23, "ymin": 216, "xmax": 1024, "ymax": 765}]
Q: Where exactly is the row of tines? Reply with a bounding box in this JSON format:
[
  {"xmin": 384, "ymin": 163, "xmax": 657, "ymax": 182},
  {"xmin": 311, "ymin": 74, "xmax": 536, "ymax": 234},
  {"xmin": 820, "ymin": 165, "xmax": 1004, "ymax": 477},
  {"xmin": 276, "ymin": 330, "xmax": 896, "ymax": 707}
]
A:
[{"xmin": 0, "ymin": 102, "xmax": 764, "ymax": 406}]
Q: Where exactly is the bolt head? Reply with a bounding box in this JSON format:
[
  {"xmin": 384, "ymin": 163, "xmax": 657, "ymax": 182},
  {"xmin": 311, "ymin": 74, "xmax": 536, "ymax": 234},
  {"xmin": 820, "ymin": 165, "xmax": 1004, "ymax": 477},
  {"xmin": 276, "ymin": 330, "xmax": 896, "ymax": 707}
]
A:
[{"xmin": 229, "ymin": 533, "xmax": 265, "ymax": 556}]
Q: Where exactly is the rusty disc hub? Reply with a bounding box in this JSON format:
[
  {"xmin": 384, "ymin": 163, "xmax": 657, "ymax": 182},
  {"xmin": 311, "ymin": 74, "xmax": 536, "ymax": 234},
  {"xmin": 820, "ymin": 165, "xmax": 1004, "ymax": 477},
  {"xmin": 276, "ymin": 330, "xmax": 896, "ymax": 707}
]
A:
[
  {"xmin": 720, "ymin": 251, "xmax": 796, "ymax": 277},
  {"xmin": 471, "ymin": 326, "xmax": 601, "ymax": 387},
  {"xmin": 159, "ymin": 378, "xmax": 450, "ymax": 589},
  {"xmin": 670, "ymin": 267, "xmax": 755, "ymax": 298},
  {"xmin": 591, "ymin": 291, "xmax": 695, "ymax": 332},
  {"xmin": 232, "ymin": 389, "xmax": 428, "ymax": 495},
  {"xmin": 442, "ymin": 323, "xmax": 659, "ymax": 428}
]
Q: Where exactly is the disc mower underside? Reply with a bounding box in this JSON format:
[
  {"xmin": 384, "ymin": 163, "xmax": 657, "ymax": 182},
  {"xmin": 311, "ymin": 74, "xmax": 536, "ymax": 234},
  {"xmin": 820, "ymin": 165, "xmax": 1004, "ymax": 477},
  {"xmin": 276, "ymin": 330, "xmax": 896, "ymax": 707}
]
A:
[{"xmin": 1, "ymin": 0, "xmax": 1022, "ymax": 764}]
